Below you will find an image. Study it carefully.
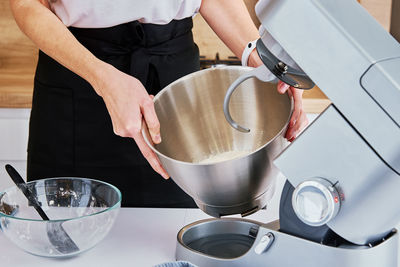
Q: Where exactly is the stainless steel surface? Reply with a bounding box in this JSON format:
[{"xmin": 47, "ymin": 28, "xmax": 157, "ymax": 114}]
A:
[
  {"xmin": 142, "ymin": 66, "xmax": 292, "ymax": 217},
  {"xmin": 176, "ymin": 219, "xmax": 399, "ymax": 267},
  {"xmin": 292, "ymin": 177, "xmax": 341, "ymax": 227}
]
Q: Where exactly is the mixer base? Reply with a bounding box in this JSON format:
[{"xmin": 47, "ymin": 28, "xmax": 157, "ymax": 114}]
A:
[{"xmin": 176, "ymin": 218, "xmax": 399, "ymax": 267}]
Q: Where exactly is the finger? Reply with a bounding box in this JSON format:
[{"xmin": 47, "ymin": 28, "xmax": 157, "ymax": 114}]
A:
[
  {"xmin": 285, "ymin": 89, "xmax": 300, "ymax": 139},
  {"xmin": 277, "ymin": 81, "xmax": 290, "ymax": 94},
  {"xmin": 285, "ymin": 87, "xmax": 305, "ymax": 139},
  {"xmin": 141, "ymin": 96, "xmax": 162, "ymax": 144},
  {"xmin": 298, "ymin": 110, "xmax": 309, "ymax": 133},
  {"xmin": 292, "ymin": 87, "xmax": 304, "ymax": 108},
  {"xmin": 287, "ymin": 110, "xmax": 309, "ymax": 141},
  {"xmin": 132, "ymin": 132, "xmax": 170, "ymax": 179},
  {"xmin": 285, "ymin": 123, "xmax": 297, "ymax": 141},
  {"xmin": 290, "ymin": 87, "xmax": 304, "ymax": 124},
  {"xmin": 149, "ymin": 95, "xmax": 155, "ymax": 100},
  {"xmin": 110, "ymin": 104, "xmax": 143, "ymax": 138},
  {"xmin": 287, "ymin": 88, "xmax": 293, "ymax": 98}
]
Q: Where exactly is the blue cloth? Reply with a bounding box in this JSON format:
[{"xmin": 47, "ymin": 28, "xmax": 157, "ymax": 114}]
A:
[{"xmin": 154, "ymin": 261, "xmax": 197, "ymax": 267}]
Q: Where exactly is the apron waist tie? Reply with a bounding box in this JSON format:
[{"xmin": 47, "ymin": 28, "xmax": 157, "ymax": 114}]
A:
[{"xmin": 69, "ymin": 19, "xmax": 195, "ymax": 85}]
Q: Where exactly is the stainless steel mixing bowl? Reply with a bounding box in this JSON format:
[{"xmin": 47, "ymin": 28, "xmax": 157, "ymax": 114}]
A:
[{"xmin": 142, "ymin": 66, "xmax": 292, "ymax": 217}]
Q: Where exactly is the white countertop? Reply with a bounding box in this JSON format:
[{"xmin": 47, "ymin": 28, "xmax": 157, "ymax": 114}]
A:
[
  {"xmin": 0, "ymin": 175, "xmax": 285, "ymax": 267},
  {"xmin": 1, "ymin": 172, "xmax": 400, "ymax": 266},
  {"xmin": 0, "ymin": 209, "xmax": 279, "ymax": 267}
]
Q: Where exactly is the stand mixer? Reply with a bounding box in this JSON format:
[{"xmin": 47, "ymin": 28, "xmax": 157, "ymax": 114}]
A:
[{"xmin": 144, "ymin": 0, "xmax": 400, "ymax": 266}]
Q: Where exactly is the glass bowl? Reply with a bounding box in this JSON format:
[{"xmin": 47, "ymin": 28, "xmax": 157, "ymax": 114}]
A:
[{"xmin": 0, "ymin": 177, "xmax": 121, "ymax": 258}]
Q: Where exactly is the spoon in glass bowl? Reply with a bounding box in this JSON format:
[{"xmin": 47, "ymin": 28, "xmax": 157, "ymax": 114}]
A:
[{"xmin": 5, "ymin": 164, "xmax": 79, "ymax": 254}]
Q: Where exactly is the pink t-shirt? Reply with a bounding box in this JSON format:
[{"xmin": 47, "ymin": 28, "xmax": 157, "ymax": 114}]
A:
[{"xmin": 49, "ymin": 0, "xmax": 202, "ymax": 28}]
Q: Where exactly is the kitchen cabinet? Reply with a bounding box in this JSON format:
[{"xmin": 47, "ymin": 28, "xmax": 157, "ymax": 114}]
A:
[{"xmin": 0, "ymin": 108, "xmax": 30, "ymax": 189}]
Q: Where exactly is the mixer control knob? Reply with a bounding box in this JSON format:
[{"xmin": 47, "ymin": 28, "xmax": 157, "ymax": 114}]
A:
[{"xmin": 292, "ymin": 178, "xmax": 341, "ymax": 227}]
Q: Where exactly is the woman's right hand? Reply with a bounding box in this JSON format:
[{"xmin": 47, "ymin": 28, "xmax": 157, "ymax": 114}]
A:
[
  {"xmin": 90, "ymin": 63, "xmax": 169, "ymax": 179},
  {"xmin": 10, "ymin": 0, "xmax": 168, "ymax": 179}
]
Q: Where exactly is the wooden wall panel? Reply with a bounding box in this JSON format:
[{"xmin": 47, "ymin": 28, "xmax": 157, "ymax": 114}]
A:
[
  {"xmin": 193, "ymin": 0, "xmax": 260, "ymax": 60},
  {"xmin": 361, "ymin": 0, "xmax": 393, "ymax": 30},
  {"xmin": 0, "ymin": 1, "xmax": 36, "ymax": 108},
  {"xmin": 193, "ymin": 15, "xmax": 233, "ymax": 60}
]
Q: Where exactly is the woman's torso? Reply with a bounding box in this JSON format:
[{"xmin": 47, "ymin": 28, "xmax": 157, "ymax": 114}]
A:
[{"xmin": 49, "ymin": 0, "xmax": 202, "ymax": 28}]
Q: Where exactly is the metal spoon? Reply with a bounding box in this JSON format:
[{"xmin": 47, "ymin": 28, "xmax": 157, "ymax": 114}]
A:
[{"xmin": 5, "ymin": 164, "xmax": 79, "ymax": 254}]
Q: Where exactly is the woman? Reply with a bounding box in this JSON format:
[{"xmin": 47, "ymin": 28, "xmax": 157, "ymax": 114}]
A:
[{"xmin": 10, "ymin": 0, "xmax": 308, "ymax": 207}]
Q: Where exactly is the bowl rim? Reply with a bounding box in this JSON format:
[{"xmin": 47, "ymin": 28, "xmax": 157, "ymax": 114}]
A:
[
  {"xmin": 141, "ymin": 65, "xmax": 294, "ymax": 166},
  {"xmin": 0, "ymin": 177, "xmax": 122, "ymax": 222}
]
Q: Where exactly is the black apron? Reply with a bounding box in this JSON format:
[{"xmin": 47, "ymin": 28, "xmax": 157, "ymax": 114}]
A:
[{"xmin": 27, "ymin": 18, "xmax": 199, "ymax": 208}]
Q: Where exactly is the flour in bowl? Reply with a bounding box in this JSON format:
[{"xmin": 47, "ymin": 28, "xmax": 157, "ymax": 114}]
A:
[{"xmin": 196, "ymin": 150, "xmax": 252, "ymax": 164}]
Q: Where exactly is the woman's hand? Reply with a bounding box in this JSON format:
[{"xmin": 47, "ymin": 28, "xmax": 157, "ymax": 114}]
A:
[
  {"xmin": 91, "ymin": 63, "xmax": 169, "ymax": 179},
  {"xmin": 277, "ymin": 81, "xmax": 309, "ymax": 142},
  {"xmin": 10, "ymin": 0, "xmax": 169, "ymax": 178}
]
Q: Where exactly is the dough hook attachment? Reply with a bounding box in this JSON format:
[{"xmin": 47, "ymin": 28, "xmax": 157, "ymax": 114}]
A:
[
  {"xmin": 223, "ymin": 65, "xmax": 272, "ymax": 133},
  {"xmin": 223, "ymin": 39, "xmax": 314, "ymax": 133}
]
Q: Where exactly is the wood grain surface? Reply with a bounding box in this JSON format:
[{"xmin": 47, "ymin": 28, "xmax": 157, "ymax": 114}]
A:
[
  {"xmin": 361, "ymin": 0, "xmax": 392, "ymax": 30},
  {"xmin": 0, "ymin": 1, "xmax": 36, "ymax": 108},
  {"xmin": 0, "ymin": 0, "xmax": 393, "ymax": 112}
]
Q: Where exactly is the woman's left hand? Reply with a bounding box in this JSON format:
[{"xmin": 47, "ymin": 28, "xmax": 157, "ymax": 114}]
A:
[{"xmin": 277, "ymin": 81, "xmax": 309, "ymax": 142}]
